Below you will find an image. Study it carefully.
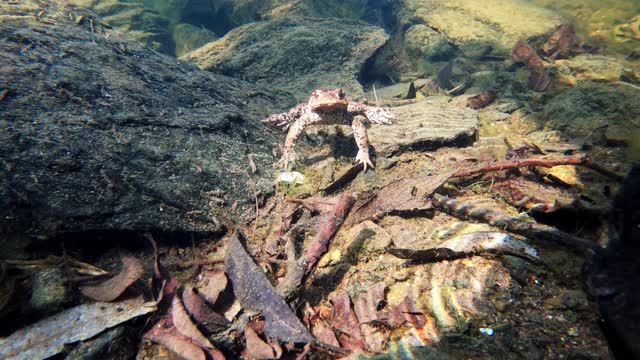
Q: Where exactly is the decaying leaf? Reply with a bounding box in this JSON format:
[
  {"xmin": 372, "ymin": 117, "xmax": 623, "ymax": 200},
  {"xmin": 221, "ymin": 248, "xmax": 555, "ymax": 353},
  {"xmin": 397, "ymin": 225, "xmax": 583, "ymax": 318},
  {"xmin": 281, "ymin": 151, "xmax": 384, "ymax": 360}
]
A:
[
  {"xmin": 80, "ymin": 256, "xmax": 144, "ymax": 302},
  {"xmin": 225, "ymin": 232, "xmax": 313, "ymax": 344},
  {"xmin": 497, "ymin": 177, "xmax": 576, "ymax": 213},
  {"xmin": 145, "ymin": 319, "xmax": 206, "ymax": 360},
  {"xmin": 311, "ymin": 322, "xmax": 341, "ymax": 348},
  {"xmin": 0, "ymin": 296, "xmax": 156, "ymax": 360},
  {"xmin": 196, "ymin": 268, "xmax": 228, "ymax": 306},
  {"xmin": 347, "ymin": 172, "xmax": 453, "ymax": 226},
  {"xmin": 171, "ymin": 295, "xmax": 214, "ymax": 349},
  {"xmin": 243, "ymin": 326, "xmax": 278, "ymax": 359},
  {"xmin": 388, "ymin": 296, "xmax": 427, "ymax": 330},
  {"xmin": 329, "ymin": 291, "xmax": 365, "ymax": 351},
  {"xmin": 353, "ymin": 282, "xmax": 387, "ymax": 324},
  {"xmin": 182, "ymin": 286, "xmax": 228, "ymax": 332},
  {"xmin": 352, "ymin": 283, "xmax": 390, "ymax": 353},
  {"xmin": 146, "ymin": 233, "xmax": 179, "ymax": 308}
]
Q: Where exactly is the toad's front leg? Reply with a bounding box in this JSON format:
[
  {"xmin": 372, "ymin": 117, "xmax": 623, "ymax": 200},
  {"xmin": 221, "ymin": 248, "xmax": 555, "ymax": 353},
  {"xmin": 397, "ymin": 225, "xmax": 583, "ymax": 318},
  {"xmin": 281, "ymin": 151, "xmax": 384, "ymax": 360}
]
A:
[
  {"xmin": 351, "ymin": 116, "xmax": 374, "ymax": 171},
  {"xmin": 278, "ymin": 115, "xmax": 310, "ymax": 169}
]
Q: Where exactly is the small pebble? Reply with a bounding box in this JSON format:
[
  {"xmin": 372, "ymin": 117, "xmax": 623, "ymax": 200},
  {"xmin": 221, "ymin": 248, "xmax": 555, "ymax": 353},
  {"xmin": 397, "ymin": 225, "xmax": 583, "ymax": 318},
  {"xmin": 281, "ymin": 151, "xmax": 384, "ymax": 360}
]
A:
[{"xmin": 479, "ymin": 327, "xmax": 494, "ymax": 336}]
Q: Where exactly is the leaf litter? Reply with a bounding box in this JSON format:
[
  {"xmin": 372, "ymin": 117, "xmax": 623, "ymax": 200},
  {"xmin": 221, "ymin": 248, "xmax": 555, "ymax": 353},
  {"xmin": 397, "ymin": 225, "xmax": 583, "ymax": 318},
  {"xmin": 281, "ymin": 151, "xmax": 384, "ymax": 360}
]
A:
[{"xmin": 79, "ymin": 256, "xmax": 144, "ymax": 302}]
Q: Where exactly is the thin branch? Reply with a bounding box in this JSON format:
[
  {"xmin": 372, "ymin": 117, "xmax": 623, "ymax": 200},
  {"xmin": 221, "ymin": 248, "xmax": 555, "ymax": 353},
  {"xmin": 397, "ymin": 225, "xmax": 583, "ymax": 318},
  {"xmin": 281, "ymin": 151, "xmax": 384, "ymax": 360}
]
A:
[
  {"xmin": 450, "ymin": 156, "xmax": 623, "ymax": 181},
  {"xmin": 277, "ymin": 193, "xmax": 356, "ymax": 299}
]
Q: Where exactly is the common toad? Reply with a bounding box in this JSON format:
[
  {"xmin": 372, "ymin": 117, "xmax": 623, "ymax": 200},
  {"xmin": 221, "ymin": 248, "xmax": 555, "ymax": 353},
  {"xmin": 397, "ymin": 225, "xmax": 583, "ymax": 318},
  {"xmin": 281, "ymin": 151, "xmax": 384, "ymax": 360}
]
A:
[{"xmin": 262, "ymin": 88, "xmax": 396, "ymax": 170}]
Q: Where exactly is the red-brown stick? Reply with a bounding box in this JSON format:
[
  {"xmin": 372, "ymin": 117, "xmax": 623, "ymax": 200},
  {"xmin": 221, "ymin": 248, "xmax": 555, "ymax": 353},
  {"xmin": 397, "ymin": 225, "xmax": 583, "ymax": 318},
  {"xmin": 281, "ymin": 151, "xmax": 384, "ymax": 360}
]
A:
[
  {"xmin": 451, "ymin": 156, "xmax": 623, "ymax": 181},
  {"xmin": 277, "ymin": 193, "xmax": 356, "ymax": 299}
]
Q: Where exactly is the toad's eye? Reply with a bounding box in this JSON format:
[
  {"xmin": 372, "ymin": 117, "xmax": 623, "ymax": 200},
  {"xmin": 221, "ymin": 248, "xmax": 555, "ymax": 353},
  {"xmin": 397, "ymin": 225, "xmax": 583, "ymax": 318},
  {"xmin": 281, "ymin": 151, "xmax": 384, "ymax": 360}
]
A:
[{"xmin": 337, "ymin": 90, "xmax": 345, "ymax": 100}]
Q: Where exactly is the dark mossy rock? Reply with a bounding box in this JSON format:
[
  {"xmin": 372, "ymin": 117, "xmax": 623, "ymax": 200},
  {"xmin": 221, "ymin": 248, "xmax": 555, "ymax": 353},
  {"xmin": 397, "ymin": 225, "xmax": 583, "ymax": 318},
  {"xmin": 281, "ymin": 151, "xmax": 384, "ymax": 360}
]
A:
[
  {"xmin": 0, "ymin": 1, "xmax": 295, "ymax": 237},
  {"xmin": 542, "ymin": 81, "xmax": 640, "ymax": 138},
  {"xmin": 181, "ymin": 17, "xmax": 389, "ymax": 101},
  {"xmin": 173, "ymin": 23, "xmax": 219, "ymax": 57},
  {"xmin": 70, "ymin": 0, "xmax": 173, "ymax": 54}
]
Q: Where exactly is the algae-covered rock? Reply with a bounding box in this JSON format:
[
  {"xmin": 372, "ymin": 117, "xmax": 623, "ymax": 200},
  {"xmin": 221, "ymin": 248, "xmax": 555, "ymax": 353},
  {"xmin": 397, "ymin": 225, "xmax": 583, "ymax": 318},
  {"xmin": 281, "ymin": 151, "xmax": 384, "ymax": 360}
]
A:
[
  {"xmin": 173, "ymin": 23, "xmax": 219, "ymax": 57},
  {"xmin": 543, "ymin": 81, "xmax": 640, "ymax": 137},
  {"xmin": 0, "ymin": 0, "xmax": 295, "ymax": 236},
  {"xmin": 181, "ymin": 17, "xmax": 389, "ymax": 101},
  {"xmin": 553, "ymin": 54, "xmax": 635, "ymax": 83},
  {"xmin": 72, "ymin": 0, "xmax": 173, "ymax": 54},
  {"xmin": 404, "ymin": 24, "xmax": 455, "ymax": 61},
  {"xmin": 404, "ymin": 0, "xmax": 565, "ymax": 54}
]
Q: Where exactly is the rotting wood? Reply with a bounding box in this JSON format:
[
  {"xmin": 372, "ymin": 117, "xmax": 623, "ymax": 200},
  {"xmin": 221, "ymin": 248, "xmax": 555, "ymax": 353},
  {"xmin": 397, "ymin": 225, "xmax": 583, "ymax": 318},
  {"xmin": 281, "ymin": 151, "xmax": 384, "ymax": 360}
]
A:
[
  {"xmin": 388, "ymin": 231, "xmax": 544, "ymax": 265},
  {"xmin": 431, "ymin": 194, "xmax": 596, "ymax": 251}
]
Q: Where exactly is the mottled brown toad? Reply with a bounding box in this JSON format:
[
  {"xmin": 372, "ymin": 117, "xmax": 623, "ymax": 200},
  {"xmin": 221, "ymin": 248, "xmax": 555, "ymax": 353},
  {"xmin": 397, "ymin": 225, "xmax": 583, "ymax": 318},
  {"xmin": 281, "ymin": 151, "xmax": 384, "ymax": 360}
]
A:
[{"xmin": 262, "ymin": 88, "xmax": 396, "ymax": 171}]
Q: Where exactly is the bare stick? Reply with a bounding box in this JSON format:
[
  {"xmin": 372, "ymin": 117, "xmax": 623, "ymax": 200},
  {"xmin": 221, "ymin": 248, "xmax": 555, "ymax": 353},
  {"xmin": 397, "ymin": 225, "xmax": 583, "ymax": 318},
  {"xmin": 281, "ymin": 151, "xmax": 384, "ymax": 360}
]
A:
[
  {"xmin": 451, "ymin": 156, "xmax": 623, "ymax": 181},
  {"xmin": 277, "ymin": 193, "xmax": 356, "ymax": 298}
]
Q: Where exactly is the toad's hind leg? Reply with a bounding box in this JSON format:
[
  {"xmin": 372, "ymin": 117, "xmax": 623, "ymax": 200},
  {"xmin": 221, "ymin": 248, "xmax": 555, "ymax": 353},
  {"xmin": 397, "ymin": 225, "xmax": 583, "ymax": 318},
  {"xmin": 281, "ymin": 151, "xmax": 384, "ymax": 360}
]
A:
[{"xmin": 351, "ymin": 116, "xmax": 374, "ymax": 171}]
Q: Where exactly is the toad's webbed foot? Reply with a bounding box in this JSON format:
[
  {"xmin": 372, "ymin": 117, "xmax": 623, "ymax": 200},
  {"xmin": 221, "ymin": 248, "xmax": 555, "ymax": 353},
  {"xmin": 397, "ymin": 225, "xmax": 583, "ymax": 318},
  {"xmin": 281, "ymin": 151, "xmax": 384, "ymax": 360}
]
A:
[
  {"xmin": 347, "ymin": 103, "xmax": 397, "ymax": 125},
  {"xmin": 355, "ymin": 149, "xmax": 374, "ymax": 171},
  {"xmin": 275, "ymin": 150, "xmax": 297, "ymax": 170}
]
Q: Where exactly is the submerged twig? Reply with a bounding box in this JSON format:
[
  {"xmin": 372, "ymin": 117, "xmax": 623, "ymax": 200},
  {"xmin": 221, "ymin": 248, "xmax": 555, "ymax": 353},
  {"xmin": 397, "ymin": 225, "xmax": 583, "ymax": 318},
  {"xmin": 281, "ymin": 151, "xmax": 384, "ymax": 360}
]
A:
[
  {"xmin": 277, "ymin": 194, "xmax": 356, "ymax": 299},
  {"xmin": 450, "ymin": 155, "xmax": 623, "ymax": 181},
  {"xmin": 388, "ymin": 232, "xmax": 543, "ymax": 265},
  {"xmin": 432, "ymin": 194, "xmax": 596, "ymax": 251}
]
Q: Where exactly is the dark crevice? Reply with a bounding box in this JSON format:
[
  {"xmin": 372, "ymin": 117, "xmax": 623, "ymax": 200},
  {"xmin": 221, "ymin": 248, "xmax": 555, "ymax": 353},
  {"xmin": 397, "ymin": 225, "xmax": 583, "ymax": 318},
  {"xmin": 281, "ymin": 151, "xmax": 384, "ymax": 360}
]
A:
[{"xmin": 29, "ymin": 229, "xmax": 226, "ymax": 262}]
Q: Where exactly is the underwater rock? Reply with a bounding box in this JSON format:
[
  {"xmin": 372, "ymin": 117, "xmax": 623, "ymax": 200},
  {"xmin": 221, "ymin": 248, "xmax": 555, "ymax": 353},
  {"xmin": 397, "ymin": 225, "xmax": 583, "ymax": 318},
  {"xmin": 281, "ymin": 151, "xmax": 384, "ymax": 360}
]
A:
[
  {"xmin": 181, "ymin": 17, "xmax": 388, "ymax": 101},
  {"xmin": 404, "ymin": 0, "xmax": 564, "ymax": 54},
  {"xmin": 72, "ymin": 0, "xmax": 173, "ymax": 54},
  {"xmin": 542, "ymin": 81, "xmax": 640, "ymax": 138},
  {"xmin": 0, "ymin": 1, "xmax": 295, "ymax": 236},
  {"xmin": 553, "ymin": 54, "xmax": 632, "ymax": 83},
  {"xmin": 172, "ymin": 23, "xmax": 219, "ymax": 57},
  {"xmin": 367, "ymin": 97, "xmax": 478, "ymax": 156},
  {"xmin": 404, "ymin": 24, "xmax": 455, "ymax": 61}
]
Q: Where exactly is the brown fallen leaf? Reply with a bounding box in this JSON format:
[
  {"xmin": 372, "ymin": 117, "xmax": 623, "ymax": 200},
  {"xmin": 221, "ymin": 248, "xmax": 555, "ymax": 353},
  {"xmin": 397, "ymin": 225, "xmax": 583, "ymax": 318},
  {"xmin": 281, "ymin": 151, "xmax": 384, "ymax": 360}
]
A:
[
  {"xmin": 0, "ymin": 297, "xmax": 156, "ymax": 360},
  {"xmin": 146, "ymin": 233, "xmax": 180, "ymax": 309},
  {"xmin": 353, "ymin": 282, "xmax": 387, "ymax": 324},
  {"xmin": 347, "ymin": 172, "xmax": 453, "ymax": 226},
  {"xmin": 243, "ymin": 326, "xmax": 278, "ymax": 359},
  {"xmin": 329, "ymin": 291, "xmax": 365, "ymax": 351},
  {"xmin": 391, "ymin": 296, "xmax": 427, "ymax": 330},
  {"xmin": 352, "ymin": 283, "xmax": 389, "ymax": 353},
  {"xmin": 182, "ymin": 286, "xmax": 228, "ymax": 333},
  {"xmin": 311, "ymin": 321, "xmax": 341, "ymax": 348},
  {"xmin": 196, "ymin": 268, "xmax": 228, "ymax": 306},
  {"xmin": 79, "ymin": 256, "xmax": 143, "ymax": 302},
  {"xmin": 145, "ymin": 319, "xmax": 206, "ymax": 360},
  {"xmin": 541, "ymin": 23, "xmax": 575, "ymax": 59},
  {"xmin": 171, "ymin": 295, "xmax": 214, "ymax": 349}
]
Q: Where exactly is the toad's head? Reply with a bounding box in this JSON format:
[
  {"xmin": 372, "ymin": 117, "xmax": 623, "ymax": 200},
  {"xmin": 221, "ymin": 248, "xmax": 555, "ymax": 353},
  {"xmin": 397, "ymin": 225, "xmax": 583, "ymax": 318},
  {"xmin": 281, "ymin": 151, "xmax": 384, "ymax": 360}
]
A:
[{"xmin": 308, "ymin": 88, "xmax": 349, "ymax": 112}]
